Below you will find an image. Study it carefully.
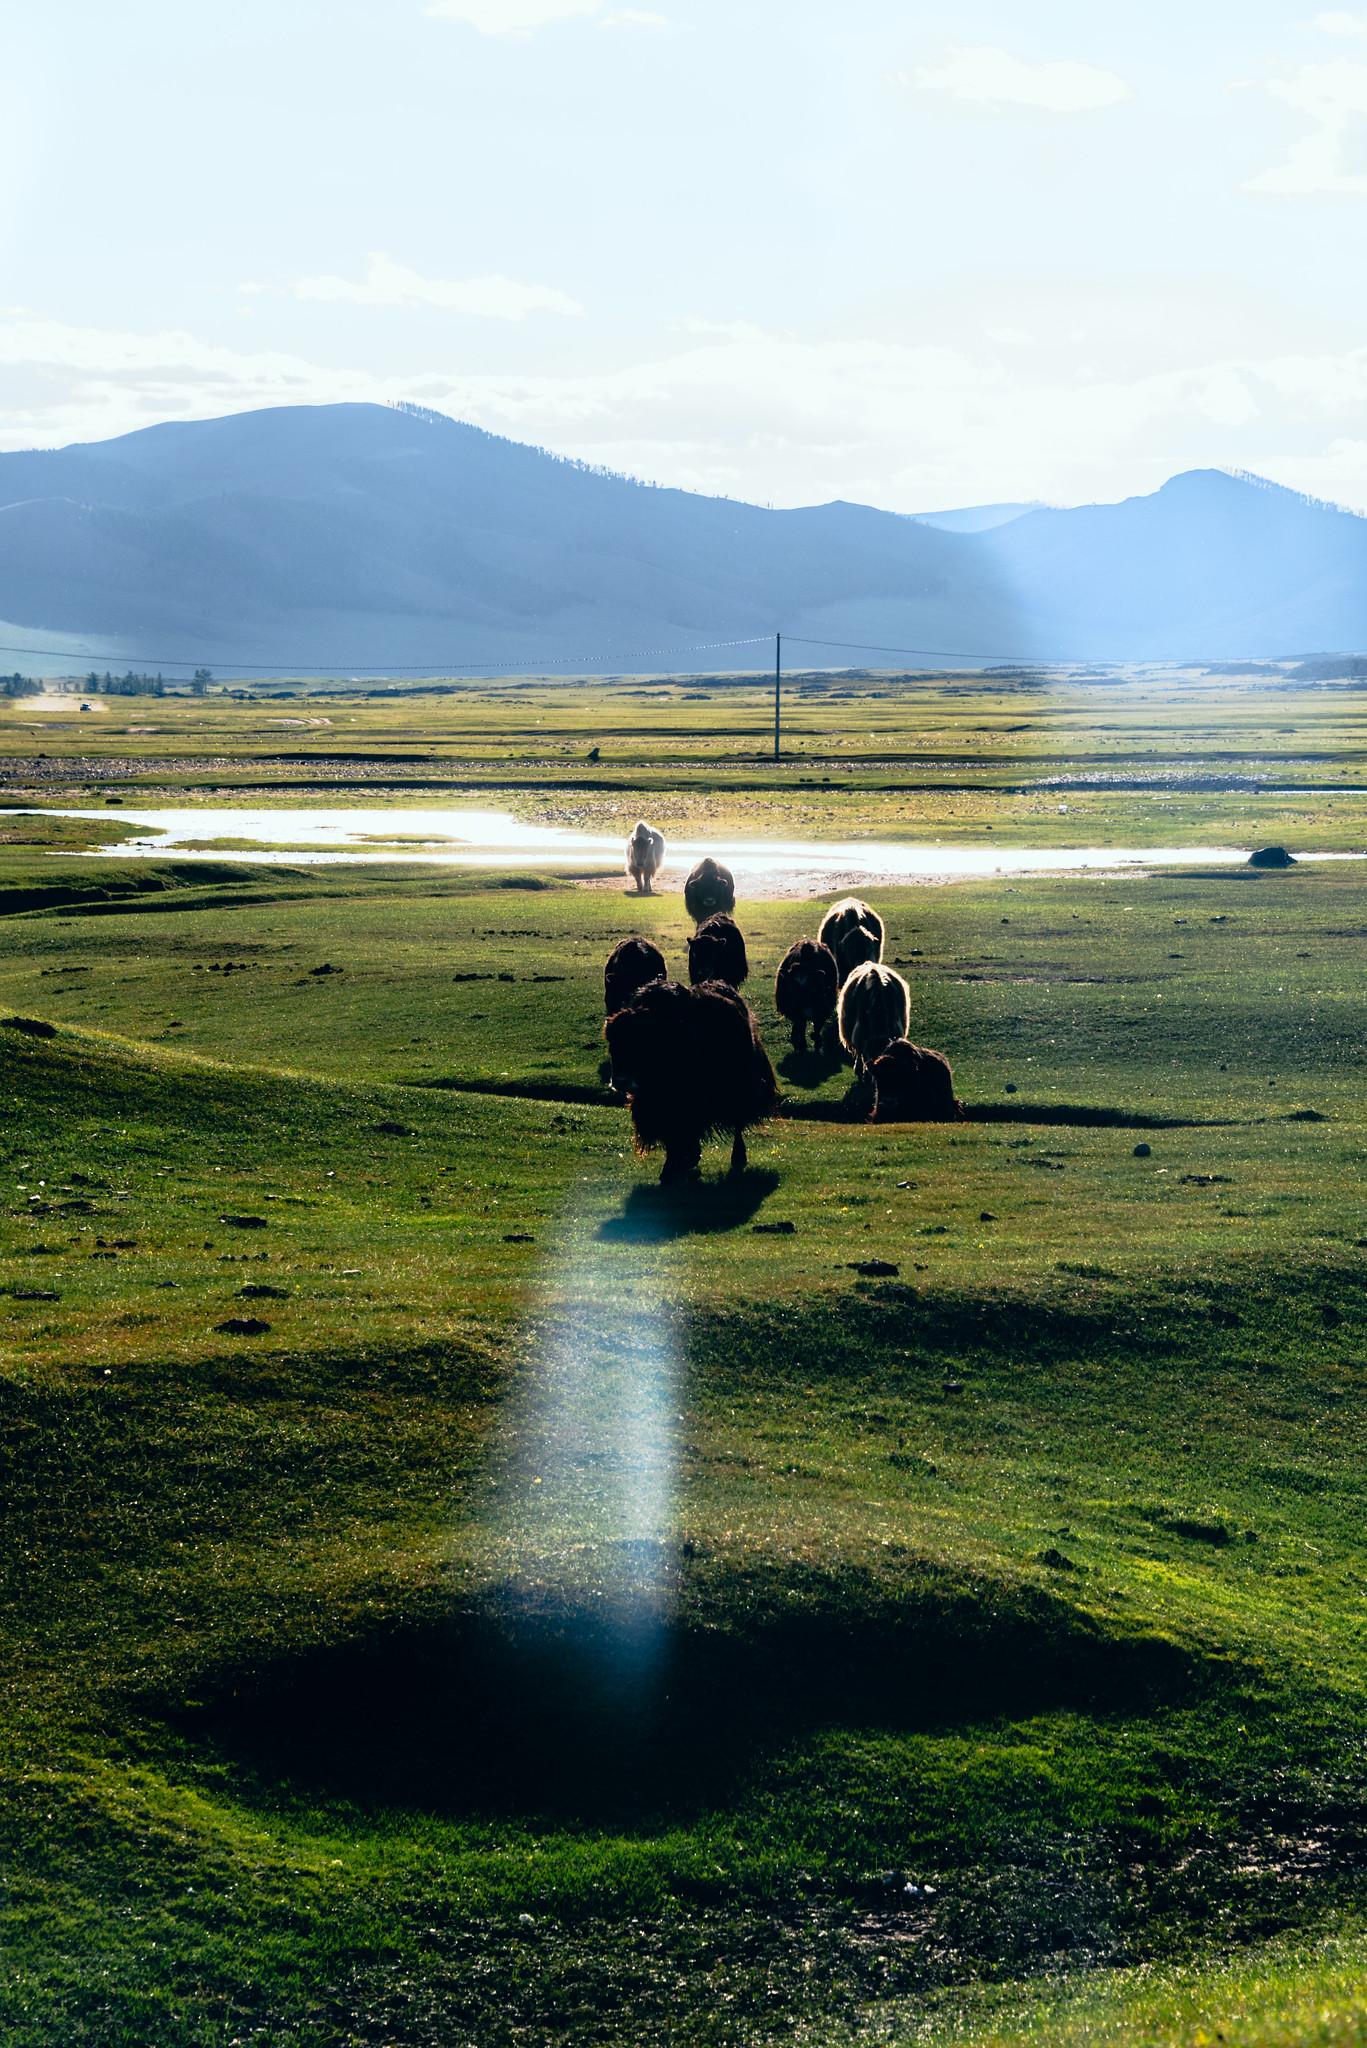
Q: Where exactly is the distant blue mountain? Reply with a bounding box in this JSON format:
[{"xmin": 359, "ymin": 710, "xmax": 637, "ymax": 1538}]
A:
[
  {"xmin": 1, "ymin": 404, "xmax": 1364, "ymax": 671},
  {"xmin": 980, "ymin": 469, "xmax": 1367, "ymax": 662},
  {"xmin": 910, "ymin": 502, "xmax": 1044, "ymax": 533}
]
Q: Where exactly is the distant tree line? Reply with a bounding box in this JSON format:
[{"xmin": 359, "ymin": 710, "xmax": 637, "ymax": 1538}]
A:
[
  {"xmin": 2, "ymin": 667, "xmax": 217, "ymax": 698},
  {"xmin": 84, "ymin": 670, "xmax": 167, "ymax": 696}
]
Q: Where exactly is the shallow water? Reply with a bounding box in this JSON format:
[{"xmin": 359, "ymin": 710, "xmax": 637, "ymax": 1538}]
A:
[{"xmin": 13, "ymin": 803, "xmax": 1364, "ymax": 896}]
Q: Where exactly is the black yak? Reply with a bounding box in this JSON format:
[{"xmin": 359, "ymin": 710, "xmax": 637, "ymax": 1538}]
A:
[
  {"xmin": 819, "ymin": 896, "xmax": 884, "ymax": 984},
  {"xmin": 603, "ymin": 977, "xmax": 777, "ymax": 1182},
  {"xmin": 870, "ymin": 1039, "xmax": 964, "ymax": 1122},
  {"xmin": 626, "ymin": 820, "xmax": 666, "ymax": 893},
  {"xmin": 604, "ymin": 935, "xmax": 667, "ymax": 1015},
  {"xmin": 837, "ymin": 960, "xmax": 911, "ymax": 1080},
  {"xmin": 774, "ymin": 937, "xmax": 839, "ymax": 1054},
  {"xmin": 688, "ymin": 913, "xmax": 748, "ymax": 989},
  {"xmin": 684, "ymin": 856, "xmax": 736, "ymax": 924}
]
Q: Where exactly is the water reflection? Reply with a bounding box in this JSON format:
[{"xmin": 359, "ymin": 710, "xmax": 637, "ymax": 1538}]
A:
[{"xmin": 14, "ymin": 802, "xmax": 1360, "ymax": 893}]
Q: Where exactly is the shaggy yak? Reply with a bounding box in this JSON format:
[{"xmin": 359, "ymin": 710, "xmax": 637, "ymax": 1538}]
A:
[
  {"xmin": 870, "ymin": 1039, "xmax": 963, "ymax": 1122},
  {"xmin": 603, "ymin": 935, "xmax": 667, "ymax": 1015},
  {"xmin": 684, "ymin": 856, "xmax": 736, "ymax": 924},
  {"xmin": 688, "ymin": 913, "xmax": 748, "ymax": 989},
  {"xmin": 603, "ymin": 977, "xmax": 778, "ymax": 1182},
  {"xmin": 819, "ymin": 896, "xmax": 885, "ymax": 984},
  {"xmin": 774, "ymin": 937, "xmax": 839, "ymax": 1054},
  {"xmin": 837, "ymin": 960, "xmax": 911, "ymax": 1081},
  {"xmin": 626, "ymin": 820, "xmax": 666, "ymax": 894}
]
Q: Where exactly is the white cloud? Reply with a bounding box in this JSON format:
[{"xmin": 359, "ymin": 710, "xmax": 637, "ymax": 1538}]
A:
[
  {"xmin": 1245, "ymin": 55, "xmax": 1367, "ymax": 193},
  {"xmin": 425, "ymin": 0, "xmax": 594, "ymax": 32},
  {"xmin": 285, "ymin": 254, "xmax": 582, "ymax": 319},
  {"xmin": 9, "ymin": 305, "xmax": 1367, "ymax": 514},
  {"xmin": 1313, "ymin": 11, "xmax": 1367, "ymax": 36},
  {"xmin": 0, "ymin": 314, "xmax": 376, "ymax": 452},
  {"xmin": 1276, "ymin": 433, "xmax": 1367, "ymax": 504},
  {"xmin": 904, "ymin": 45, "xmax": 1131, "ymax": 114},
  {"xmin": 599, "ymin": 8, "xmax": 668, "ymax": 27}
]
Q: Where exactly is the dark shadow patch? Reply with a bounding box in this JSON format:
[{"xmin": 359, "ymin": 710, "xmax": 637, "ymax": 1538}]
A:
[
  {"xmin": 965, "ymin": 1103, "xmax": 1239, "ymax": 1132},
  {"xmin": 778, "ymin": 1080, "xmax": 875, "ymax": 1124},
  {"xmin": 1, "ymin": 1014, "xmax": 58, "ymax": 1038},
  {"xmin": 164, "ymin": 1570, "xmax": 1195, "ymax": 1829},
  {"xmin": 416, "ymin": 1077, "xmax": 1240, "ymax": 1134},
  {"xmin": 598, "ymin": 1169, "xmax": 782, "ymax": 1243},
  {"xmin": 1155, "ymin": 869, "xmax": 1280, "ymax": 885},
  {"xmin": 777, "ymin": 1042, "xmax": 845, "ymax": 1088},
  {"xmin": 777, "ymin": 1096, "xmax": 1230, "ymax": 1132}
]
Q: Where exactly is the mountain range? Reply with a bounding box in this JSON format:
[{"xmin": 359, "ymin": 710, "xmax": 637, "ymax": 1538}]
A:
[{"xmin": 1, "ymin": 402, "xmax": 1365, "ymax": 673}]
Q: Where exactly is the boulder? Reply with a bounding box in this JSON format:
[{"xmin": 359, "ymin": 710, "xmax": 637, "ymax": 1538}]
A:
[{"xmin": 1248, "ymin": 845, "xmax": 1296, "ymax": 869}]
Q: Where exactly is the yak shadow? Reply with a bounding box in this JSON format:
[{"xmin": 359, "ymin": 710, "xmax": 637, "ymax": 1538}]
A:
[
  {"xmin": 965, "ymin": 1102, "xmax": 1237, "ymax": 1131},
  {"xmin": 778, "ymin": 1096, "xmax": 1235, "ymax": 1130},
  {"xmin": 777, "ymin": 1039, "xmax": 845, "ymax": 1088},
  {"xmin": 171, "ymin": 1576, "xmax": 1196, "ymax": 1829},
  {"xmin": 598, "ymin": 1167, "xmax": 781, "ymax": 1243},
  {"xmin": 778, "ymin": 1078, "xmax": 872, "ymax": 1125}
]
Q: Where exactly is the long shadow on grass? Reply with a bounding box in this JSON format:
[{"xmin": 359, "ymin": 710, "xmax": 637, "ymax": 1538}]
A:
[
  {"xmin": 597, "ymin": 1168, "xmax": 781, "ymax": 1243},
  {"xmin": 779, "ymin": 1098, "xmax": 1239, "ymax": 1130},
  {"xmin": 172, "ymin": 1567, "xmax": 1196, "ymax": 1829},
  {"xmin": 416, "ymin": 1075, "xmax": 1240, "ymax": 1132}
]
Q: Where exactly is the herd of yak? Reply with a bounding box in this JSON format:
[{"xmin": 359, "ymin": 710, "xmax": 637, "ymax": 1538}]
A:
[{"xmin": 606, "ymin": 823, "xmax": 962, "ymax": 1184}]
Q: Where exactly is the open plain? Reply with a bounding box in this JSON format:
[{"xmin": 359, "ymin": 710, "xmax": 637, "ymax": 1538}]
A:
[{"xmin": 1, "ymin": 670, "xmax": 1364, "ymax": 2046}]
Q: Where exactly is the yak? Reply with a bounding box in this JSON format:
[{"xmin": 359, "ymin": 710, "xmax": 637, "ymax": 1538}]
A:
[
  {"xmin": 870, "ymin": 1039, "xmax": 964, "ymax": 1123},
  {"xmin": 688, "ymin": 913, "xmax": 748, "ymax": 989},
  {"xmin": 604, "ymin": 935, "xmax": 667, "ymax": 1015},
  {"xmin": 603, "ymin": 977, "xmax": 777, "ymax": 1182},
  {"xmin": 774, "ymin": 937, "xmax": 839, "ymax": 1054},
  {"xmin": 819, "ymin": 896, "xmax": 884, "ymax": 984},
  {"xmin": 626, "ymin": 820, "xmax": 666, "ymax": 894},
  {"xmin": 684, "ymin": 856, "xmax": 736, "ymax": 924},
  {"xmin": 837, "ymin": 960, "xmax": 911, "ymax": 1081}
]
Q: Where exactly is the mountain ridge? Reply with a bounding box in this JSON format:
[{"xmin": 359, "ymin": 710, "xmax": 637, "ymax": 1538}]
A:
[{"xmin": 1, "ymin": 404, "xmax": 1364, "ymax": 671}]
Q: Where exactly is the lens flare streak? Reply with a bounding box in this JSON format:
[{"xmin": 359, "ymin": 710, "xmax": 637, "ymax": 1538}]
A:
[{"xmin": 484, "ymin": 1197, "xmax": 682, "ymax": 1685}]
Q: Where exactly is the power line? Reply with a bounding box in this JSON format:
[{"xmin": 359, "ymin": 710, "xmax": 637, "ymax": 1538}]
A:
[
  {"xmin": 783, "ymin": 633, "xmax": 1073, "ymax": 665},
  {"xmin": 0, "ymin": 624, "xmax": 1084, "ymax": 679},
  {"xmin": 0, "ymin": 631, "xmax": 775, "ymax": 676}
]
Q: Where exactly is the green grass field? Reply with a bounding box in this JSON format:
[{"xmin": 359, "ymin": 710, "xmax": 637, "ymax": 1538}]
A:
[{"xmin": 1, "ymin": 676, "xmax": 1364, "ymax": 2045}]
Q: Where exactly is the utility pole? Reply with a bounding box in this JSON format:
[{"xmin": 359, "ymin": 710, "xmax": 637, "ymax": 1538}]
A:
[{"xmin": 773, "ymin": 630, "xmax": 782, "ymax": 762}]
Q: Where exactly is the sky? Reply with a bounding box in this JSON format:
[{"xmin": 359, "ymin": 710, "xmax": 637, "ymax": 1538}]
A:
[{"xmin": 4, "ymin": 0, "xmax": 1367, "ymax": 511}]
